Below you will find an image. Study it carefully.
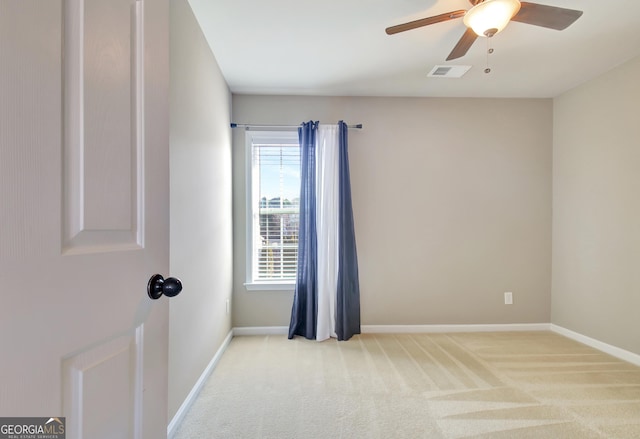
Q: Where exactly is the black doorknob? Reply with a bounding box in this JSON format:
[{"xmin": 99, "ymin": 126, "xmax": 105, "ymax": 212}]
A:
[{"xmin": 147, "ymin": 274, "xmax": 183, "ymax": 300}]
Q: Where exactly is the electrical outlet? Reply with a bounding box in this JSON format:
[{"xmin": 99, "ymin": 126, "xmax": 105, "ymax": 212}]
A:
[
  {"xmin": 504, "ymin": 292, "xmax": 513, "ymax": 305},
  {"xmin": 226, "ymin": 299, "xmax": 230, "ymax": 315}
]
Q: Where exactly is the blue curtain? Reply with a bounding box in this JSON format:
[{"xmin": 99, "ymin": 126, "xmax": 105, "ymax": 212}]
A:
[
  {"xmin": 288, "ymin": 121, "xmax": 318, "ymax": 340},
  {"xmin": 288, "ymin": 121, "xmax": 361, "ymax": 341},
  {"xmin": 335, "ymin": 121, "xmax": 361, "ymax": 340}
]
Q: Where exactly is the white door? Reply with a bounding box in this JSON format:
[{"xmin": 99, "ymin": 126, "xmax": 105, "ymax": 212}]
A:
[{"xmin": 0, "ymin": 0, "xmax": 170, "ymax": 438}]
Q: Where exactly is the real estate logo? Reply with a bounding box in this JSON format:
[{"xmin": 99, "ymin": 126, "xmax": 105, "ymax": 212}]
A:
[{"xmin": 0, "ymin": 418, "xmax": 65, "ymax": 439}]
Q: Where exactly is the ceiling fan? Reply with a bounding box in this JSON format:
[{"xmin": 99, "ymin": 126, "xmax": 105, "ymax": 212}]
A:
[{"xmin": 385, "ymin": 0, "xmax": 583, "ymax": 61}]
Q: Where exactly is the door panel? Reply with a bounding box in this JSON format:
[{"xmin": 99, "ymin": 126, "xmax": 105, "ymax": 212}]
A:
[
  {"xmin": 0, "ymin": 1, "xmax": 169, "ymax": 438},
  {"xmin": 62, "ymin": 332, "xmax": 141, "ymax": 438},
  {"xmin": 64, "ymin": 0, "xmax": 143, "ymax": 252}
]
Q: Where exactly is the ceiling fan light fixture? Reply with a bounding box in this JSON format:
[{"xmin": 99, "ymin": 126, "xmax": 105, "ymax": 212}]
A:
[{"xmin": 463, "ymin": 0, "xmax": 521, "ymax": 37}]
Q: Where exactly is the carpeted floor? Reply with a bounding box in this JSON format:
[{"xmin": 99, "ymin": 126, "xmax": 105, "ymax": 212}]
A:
[{"xmin": 173, "ymin": 331, "xmax": 640, "ymax": 438}]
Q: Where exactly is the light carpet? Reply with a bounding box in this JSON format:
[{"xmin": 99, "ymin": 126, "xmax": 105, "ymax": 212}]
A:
[{"xmin": 173, "ymin": 331, "xmax": 640, "ymax": 438}]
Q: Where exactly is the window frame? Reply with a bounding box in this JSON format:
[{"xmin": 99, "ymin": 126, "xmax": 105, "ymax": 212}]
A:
[{"xmin": 244, "ymin": 130, "xmax": 300, "ymax": 291}]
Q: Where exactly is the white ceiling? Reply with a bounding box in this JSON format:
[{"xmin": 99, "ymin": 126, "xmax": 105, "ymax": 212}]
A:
[{"xmin": 188, "ymin": 0, "xmax": 640, "ymax": 98}]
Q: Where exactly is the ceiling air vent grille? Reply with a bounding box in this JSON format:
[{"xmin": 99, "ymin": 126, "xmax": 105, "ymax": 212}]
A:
[
  {"xmin": 427, "ymin": 65, "xmax": 471, "ymax": 78},
  {"xmin": 432, "ymin": 67, "xmax": 452, "ymax": 76}
]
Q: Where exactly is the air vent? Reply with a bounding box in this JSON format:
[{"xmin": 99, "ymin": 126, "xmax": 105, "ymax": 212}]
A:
[
  {"xmin": 427, "ymin": 65, "xmax": 472, "ymax": 78},
  {"xmin": 431, "ymin": 66, "xmax": 452, "ymax": 76}
]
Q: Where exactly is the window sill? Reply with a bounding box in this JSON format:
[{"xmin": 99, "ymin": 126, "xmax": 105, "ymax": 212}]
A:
[{"xmin": 244, "ymin": 282, "xmax": 295, "ymax": 292}]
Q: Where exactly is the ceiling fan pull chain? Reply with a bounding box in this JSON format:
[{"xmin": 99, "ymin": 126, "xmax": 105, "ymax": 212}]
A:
[{"xmin": 484, "ymin": 37, "xmax": 493, "ymax": 74}]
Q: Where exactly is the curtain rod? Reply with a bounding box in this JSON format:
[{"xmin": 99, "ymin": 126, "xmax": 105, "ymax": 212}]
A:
[{"xmin": 231, "ymin": 123, "xmax": 363, "ymax": 130}]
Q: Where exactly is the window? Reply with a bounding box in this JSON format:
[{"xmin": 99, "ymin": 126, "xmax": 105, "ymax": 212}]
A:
[{"xmin": 245, "ymin": 131, "xmax": 300, "ymax": 289}]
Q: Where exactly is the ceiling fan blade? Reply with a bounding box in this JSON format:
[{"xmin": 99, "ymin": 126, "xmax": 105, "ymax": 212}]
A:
[
  {"xmin": 446, "ymin": 27, "xmax": 478, "ymax": 61},
  {"xmin": 386, "ymin": 10, "xmax": 466, "ymax": 35},
  {"xmin": 511, "ymin": 2, "xmax": 583, "ymax": 30}
]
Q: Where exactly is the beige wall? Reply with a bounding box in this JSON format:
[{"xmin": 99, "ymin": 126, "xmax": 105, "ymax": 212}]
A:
[
  {"xmin": 169, "ymin": 0, "xmax": 233, "ymax": 420},
  {"xmin": 232, "ymin": 96, "xmax": 552, "ymax": 327},
  {"xmin": 552, "ymin": 56, "xmax": 640, "ymax": 355}
]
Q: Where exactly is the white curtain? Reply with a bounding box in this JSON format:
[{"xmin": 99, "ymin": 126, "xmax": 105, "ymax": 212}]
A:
[{"xmin": 315, "ymin": 125, "xmax": 339, "ymax": 341}]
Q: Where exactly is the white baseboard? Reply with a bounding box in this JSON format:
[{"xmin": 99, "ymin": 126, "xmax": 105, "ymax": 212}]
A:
[
  {"xmin": 231, "ymin": 323, "xmax": 551, "ymax": 337},
  {"xmin": 233, "ymin": 326, "xmax": 289, "ymax": 336},
  {"xmin": 167, "ymin": 329, "xmax": 234, "ymax": 439},
  {"xmin": 362, "ymin": 323, "xmax": 551, "ymax": 333},
  {"xmin": 550, "ymin": 324, "xmax": 640, "ymax": 367}
]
